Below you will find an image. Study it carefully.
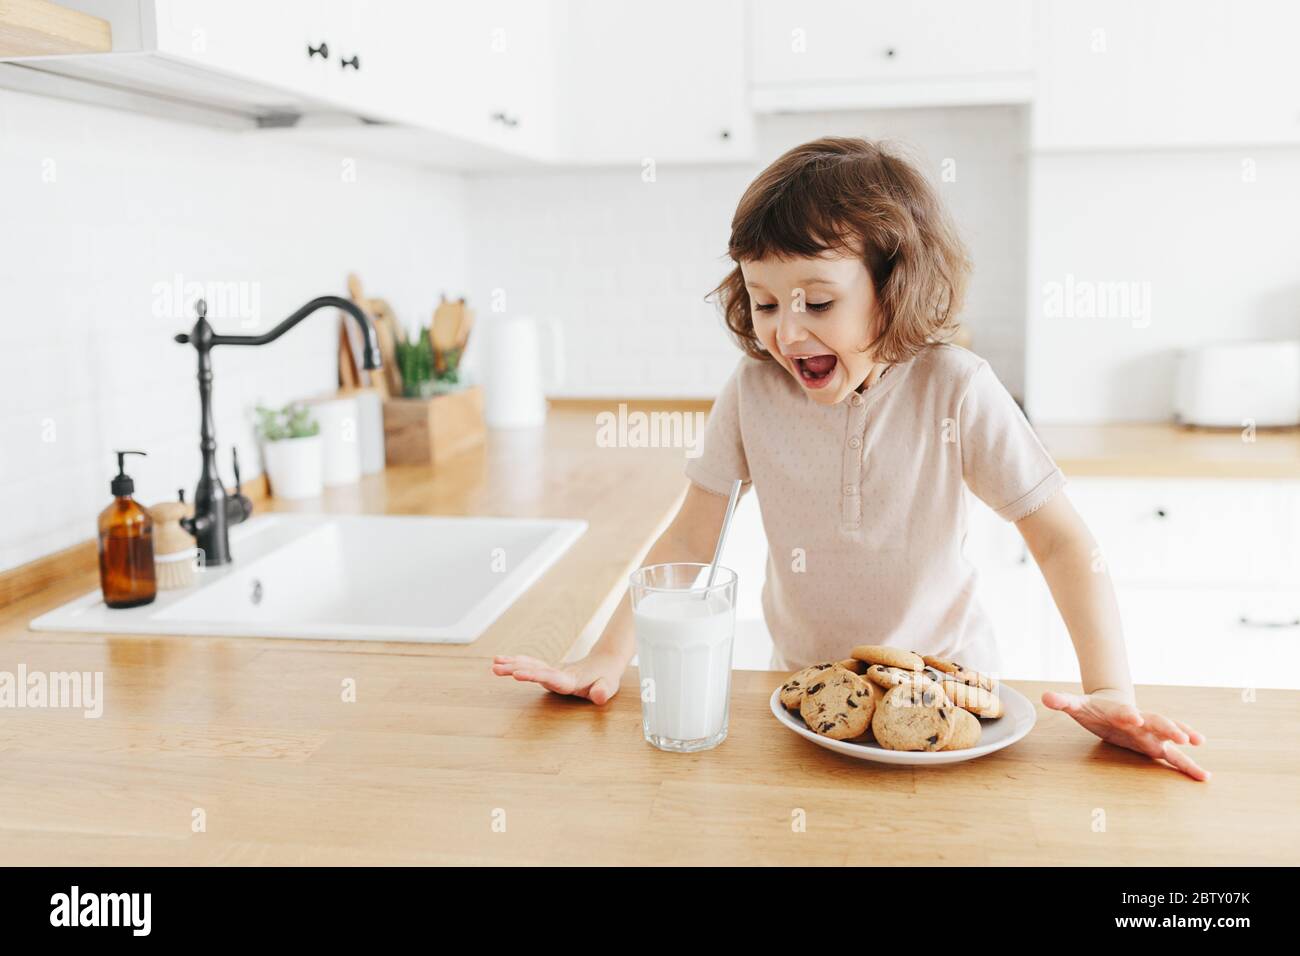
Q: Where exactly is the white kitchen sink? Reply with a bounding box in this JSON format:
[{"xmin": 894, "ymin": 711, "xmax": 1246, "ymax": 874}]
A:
[{"xmin": 30, "ymin": 513, "xmax": 586, "ymax": 643}]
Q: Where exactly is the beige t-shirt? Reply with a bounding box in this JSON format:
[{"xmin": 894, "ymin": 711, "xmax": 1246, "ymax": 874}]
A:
[{"xmin": 685, "ymin": 343, "xmax": 1065, "ymax": 674}]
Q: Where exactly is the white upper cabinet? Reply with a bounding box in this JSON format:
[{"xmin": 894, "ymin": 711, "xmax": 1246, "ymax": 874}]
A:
[
  {"xmin": 154, "ymin": 1, "xmax": 459, "ymax": 129},
  {"xmin": 16, "ymin": 1, "xmax": 1300, "ymax": 163},
  {"xmin": 554, "ymin": 0, "xmax": 753, "ymax": 165},
  {"xmin": 1033, "ymin": 0, "xmax": 1300, "ymax": 149},
  {"xmin": 313, "ymin": 0, "xmax": 382, "ymax": 117},
  {"xmin": 363, "ymin": 0, "xmax": 560, "ymax": 159},
  {"xmin": 152, "ymin": 0, "xmax": 345, "ymax": 108},
  {"xmin": 749, "ymin": 0, "xmax": 1034, "ymax": 110},
  {"xmin": 472, "ymin": 0, "xmax": 560, "ymax": 158}
]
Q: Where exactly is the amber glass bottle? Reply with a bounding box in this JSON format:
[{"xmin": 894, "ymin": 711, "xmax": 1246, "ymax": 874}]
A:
[{"xmin": 98, "ymin": 450, "xmax": 156, "ymax": 609}]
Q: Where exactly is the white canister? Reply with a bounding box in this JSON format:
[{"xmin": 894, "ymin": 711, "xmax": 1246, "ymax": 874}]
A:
[
  {"xmin": 306, "ymin": 395, "xmax": 362, "ymax": 485},
  {"xmin": 481, "ymin": 314, "xmax": 565, "ymax": 429},
  {"xmin": 349, "ymin": 388, "xmax": 385, "ymax": 474},
  {"xmin": 261, "ymin": 434, "xmax": 323, "ymax": 500}
]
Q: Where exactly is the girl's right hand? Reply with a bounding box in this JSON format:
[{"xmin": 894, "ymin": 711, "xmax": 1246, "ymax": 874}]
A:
[{"xmin": 491, "ymin": 651, "xmax": 626, "ymax": 705}]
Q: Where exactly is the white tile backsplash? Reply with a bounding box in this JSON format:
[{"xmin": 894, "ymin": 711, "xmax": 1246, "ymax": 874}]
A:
[{"xmin": 0, "ymin": 88, "xmax": 467, "ymax": 573}]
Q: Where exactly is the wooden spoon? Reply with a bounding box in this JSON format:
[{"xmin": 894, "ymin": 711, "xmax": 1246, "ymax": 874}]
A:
[{"xmin": 431, "ymin": 295, "xmax": 464, "ymax": 374}]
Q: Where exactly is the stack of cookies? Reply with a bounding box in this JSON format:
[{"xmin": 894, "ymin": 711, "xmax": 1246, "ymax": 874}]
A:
[{"xmin": 778, "ymin": 645, "xmax": 1004, "ymax": 752}]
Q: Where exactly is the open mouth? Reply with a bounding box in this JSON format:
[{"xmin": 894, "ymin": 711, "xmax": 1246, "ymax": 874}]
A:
[{"xmin": 792, "ymin": 354, "xmax": 838, "ymax": 389}]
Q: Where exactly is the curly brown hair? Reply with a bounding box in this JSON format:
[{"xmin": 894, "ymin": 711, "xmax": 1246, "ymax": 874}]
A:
[{"xmin": 710, "ymin": 137, "xmax": 971, "ymax": 365}]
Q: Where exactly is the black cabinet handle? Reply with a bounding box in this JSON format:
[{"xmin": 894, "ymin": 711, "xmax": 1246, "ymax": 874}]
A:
[
  {"xmin": 490, "ymin": 111, "xmax": 519, "ymax": 128},
  {"xmin": 308, "ymin": 42, "xmax": 329, "ymax": 59},
  {"xmin": 341, "ymin": 54, "xmax": 360, "ymax": 70}
]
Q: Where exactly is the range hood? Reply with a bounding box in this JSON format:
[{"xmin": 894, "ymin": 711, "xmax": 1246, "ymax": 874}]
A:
[{"xmin": 0, "ymin": 51, "xmax": 378, "ymax": 129}]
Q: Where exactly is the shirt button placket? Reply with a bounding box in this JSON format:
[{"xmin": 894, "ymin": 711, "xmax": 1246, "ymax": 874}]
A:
[{"xmin": 842, "ymin": 397, "xmax": 867, "ymax": 529}]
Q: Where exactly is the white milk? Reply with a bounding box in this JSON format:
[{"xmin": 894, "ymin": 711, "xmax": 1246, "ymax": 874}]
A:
[{"xmin": 633, "ymin": 590, "xmax": 735, "ymax": 745}]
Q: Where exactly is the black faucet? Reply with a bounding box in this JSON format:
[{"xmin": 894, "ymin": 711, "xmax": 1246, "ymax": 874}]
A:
[{"xmin": 174, "ymin": 295, "xmax": 383, "ymax": 566}]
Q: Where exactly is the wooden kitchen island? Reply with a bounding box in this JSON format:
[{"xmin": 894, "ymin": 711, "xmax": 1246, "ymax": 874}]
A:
[{"xmin": 1, "ymin": 405, "xmax": 1297, "ymax": 865}]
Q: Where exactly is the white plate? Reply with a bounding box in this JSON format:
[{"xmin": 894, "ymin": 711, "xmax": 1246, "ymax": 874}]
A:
[{"xmin": 769, "ymin": 681, "xmax": 1037, "ymax": 765}]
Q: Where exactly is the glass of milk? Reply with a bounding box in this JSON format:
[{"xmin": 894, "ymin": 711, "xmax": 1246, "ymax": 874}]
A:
[{"xmin": 629, "ymin": 563, "xmax": 738, "ymax": 753}]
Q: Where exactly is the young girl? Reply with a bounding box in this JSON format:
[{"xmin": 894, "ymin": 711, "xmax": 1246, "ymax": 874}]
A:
[{"xmin": 493, "ymin": 137, "xmax": 1208, "ymax": 781}]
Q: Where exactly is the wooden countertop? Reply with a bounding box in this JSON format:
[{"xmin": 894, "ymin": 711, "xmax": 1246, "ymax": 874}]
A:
[
  {"xmin": 1039, "ymin": 423, "xmax": 1300, "ymax": 479},
  {"xmin": 2, "ymin": 404, "xmax": 1298, "ymax": 864},
  {"xmin": 0, "ymin": 650, "xmax": 1294, "ymax": 865}
]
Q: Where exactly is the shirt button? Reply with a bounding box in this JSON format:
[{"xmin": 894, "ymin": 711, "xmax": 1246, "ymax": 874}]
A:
[
  {"xmin": 851, "ymin": 394, "xmax": 863, "ymax": 407},
  {"xmin": 843, "ymin": 484, "xmax": 856, "ymax": 496},
  {"xmin": 848, "ymin": 437, "xmax": 862, "ymax": 449}
]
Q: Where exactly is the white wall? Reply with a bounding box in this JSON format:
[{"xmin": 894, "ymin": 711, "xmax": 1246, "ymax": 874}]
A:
[
  {"xmin": 465, "ymin": 106, "xmax": 1030, "ymax": 399},
  {"xmin": 1025, "ymin": 147, "xmax": 1300, "ymax": 423},
  {"xmin": 0, "ymin": 89, "xmax": 466, "ymax": 573}
]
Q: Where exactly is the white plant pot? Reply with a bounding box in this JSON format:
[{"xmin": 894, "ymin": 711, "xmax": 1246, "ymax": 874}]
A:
[{"xmin": 261, "ymin": 434, "xmax": 323, "ymax": 500}]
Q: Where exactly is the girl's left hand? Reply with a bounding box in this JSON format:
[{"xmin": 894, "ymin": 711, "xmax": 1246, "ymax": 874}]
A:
[{"xmin": 1041, "ymin": 688, "xmax": 1210, "ymax": 782}]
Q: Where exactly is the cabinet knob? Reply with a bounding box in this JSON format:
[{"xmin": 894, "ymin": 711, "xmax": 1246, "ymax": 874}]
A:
[
  {"xmin": 884, "ymin": 47, "xmax": 897, "ymax": 59},
  {"xmin": 720, "ymin": 129, "xmax": 731, "ymax": 140},
  {"xmin": 308, "ymin": 42, "xmax": 329, "ymax": 59},
  {"xmin": 341, "ymin": 54, "xmax": 360, "ymax": 70}
]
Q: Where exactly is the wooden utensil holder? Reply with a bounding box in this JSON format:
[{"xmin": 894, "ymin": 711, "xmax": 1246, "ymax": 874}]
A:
[{"xmin": 382, "ymin": 385, "xmax": 486, "ymax": 467}]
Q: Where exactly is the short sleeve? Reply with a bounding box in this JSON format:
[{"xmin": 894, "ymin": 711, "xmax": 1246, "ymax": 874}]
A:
[
  {"xmin": 959, "ymin": 362, "xmax": 1065, "ymax": 521},
  {"xmin": 684, "ymin": 360, "xmax": 751, "ymax": 496}
]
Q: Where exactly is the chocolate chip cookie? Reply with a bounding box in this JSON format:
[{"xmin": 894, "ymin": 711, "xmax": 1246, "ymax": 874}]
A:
[
  {"xmin": 943, "ymin": 706, "xmax": 983, "ymax": 751},
  {"xmin": 778, "ymin": 662, "xmax": 840, "ymax": 711},
  {"xmin": 799, "ymin": 667, "xmax": 875, "ymax": 740},
  {"xmin": 922, "ymin": 655, "xmax": 994, "ymax": 691},
  {"xmin": 940, "ymin": 680, "xmax": 1004, "ymax": 719},
  {"xmin": 865, "ymin": 663, "xmax": 940, "ymax": 691},
  {"xmin": 850, "ymin": 644, "xmax": 924, "ymax": 671},
  {"xmin": 871, "ymin": 683, "xmax": 956, "ymax": 751}
]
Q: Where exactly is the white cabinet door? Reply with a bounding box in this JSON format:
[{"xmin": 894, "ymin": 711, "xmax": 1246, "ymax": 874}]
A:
[
  {"xmin": 1021, "ymin": 583, "xmax": 1300, "ymax": 689},
  {"xmin": 317, "ymin": 1, "xmax": 378, "ymax": 117},
  {"xmin": 1066, "ymin": 478, "xmax": 1300, "ymax": 590},
  {"xmin": 1117, "ymin": 587, "xmax": 1300, "ymax": 689},
  {"xmin": 750, "ymin": 0, "xmax": 1033, "ymax": 105},
  {"xmin": 556, "ymin": 0, "xmax": 753, "ymax": 165},
  {"xmin": 1033, "ymin": 0, "xmax": 1300, "ymax": 148},
  {"xmin": 361, "ymin": 3, "xmax": 485, "ymax": 139},
  {"xmin": 154, "ymin": 0, "xmax": 315, "ymax": 97},
  {"xmin": 155, "ymin": 1, "xmax": 550, "ymax": 146},
  {"xmin": 372, "ymin": 0, "xmax": 558, "ymax": 159},
  {"xmin": 476, "ymin": 0, "xmax": 559, "ymax": 158},
  {"xmin": 154, "ymin": 0, "xmax": 387, "ymax": 117},
  {"xmin": 963, "ymin": 492, "xmax": 1064, "ymax": 681}
]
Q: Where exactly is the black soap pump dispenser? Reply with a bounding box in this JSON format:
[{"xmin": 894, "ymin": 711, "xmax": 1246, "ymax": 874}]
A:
[{"xmin": 97, "ymin": 450, "xmax": 157, "ymax": 609}]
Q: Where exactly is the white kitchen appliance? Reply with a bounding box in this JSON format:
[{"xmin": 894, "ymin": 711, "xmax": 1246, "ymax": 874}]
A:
[
  {"xmin": 1175, "ymin": 341, "xmax": 1300, "ymax": 428},
  {"xmin": 481, "ymin": 314, "xmax": 565, "ymax": 429}
]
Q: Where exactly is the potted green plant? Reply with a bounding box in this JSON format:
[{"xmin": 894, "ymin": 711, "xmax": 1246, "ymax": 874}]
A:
[
  {"xmin": 396, "ymin": 327, "xmax": 463, "ymax": 398},
  {"xmin": 255, "ymin": 403, "xmax": 322, "ymax": 499}
]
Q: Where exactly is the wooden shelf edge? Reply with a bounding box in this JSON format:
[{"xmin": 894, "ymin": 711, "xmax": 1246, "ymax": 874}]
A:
[{"xmin": 0, "ymin": 0, "xmax": 112, "ymax": 57}]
